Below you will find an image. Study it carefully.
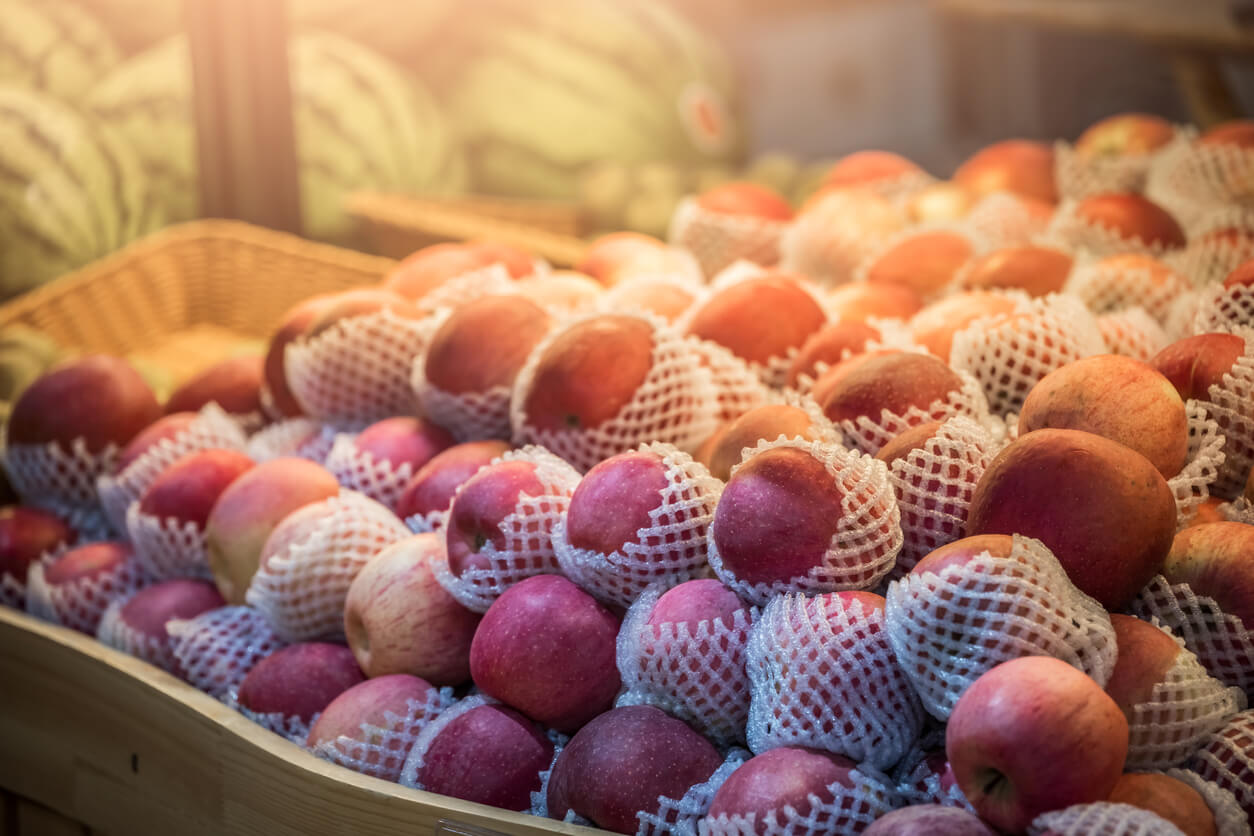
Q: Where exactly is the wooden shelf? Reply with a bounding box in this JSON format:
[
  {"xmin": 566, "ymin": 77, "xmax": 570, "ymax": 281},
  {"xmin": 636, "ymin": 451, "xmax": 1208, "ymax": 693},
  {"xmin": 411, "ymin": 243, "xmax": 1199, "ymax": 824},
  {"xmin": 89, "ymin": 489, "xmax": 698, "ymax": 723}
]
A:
[{"xmin": 0, "ymin": 607, "xmax": 604, "ymax": 836}]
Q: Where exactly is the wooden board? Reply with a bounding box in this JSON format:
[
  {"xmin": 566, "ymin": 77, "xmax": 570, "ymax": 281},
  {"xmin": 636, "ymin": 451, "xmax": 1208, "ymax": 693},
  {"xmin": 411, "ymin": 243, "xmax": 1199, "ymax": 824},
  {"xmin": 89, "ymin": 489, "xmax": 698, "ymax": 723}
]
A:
[{"xmin": 0, "ymin": 608, "xmax": 605, "ymax": 836}]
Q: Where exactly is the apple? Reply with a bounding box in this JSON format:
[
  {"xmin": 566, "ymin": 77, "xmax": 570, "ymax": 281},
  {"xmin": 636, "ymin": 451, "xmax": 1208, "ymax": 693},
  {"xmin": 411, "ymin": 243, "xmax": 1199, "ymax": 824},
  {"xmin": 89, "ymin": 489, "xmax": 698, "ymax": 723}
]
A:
[
  {"xmin": 863, "ymin": 805, "xmax": 996, "ymax": 836},
  {"xmin": 705, "ymin": 747, "xmax": 866, "ymax": 834},
  {"xmin": 699, "ymin": 404, "xmax": 823, "ymax": 483},
  {"xmin": 113, "ymin": 412, "xmax": 200, "ymax": 474},
  {"xmin": 601, "ymin": 279, "xmax": 697, "ymax": 323},
  {"xmin": 967, "ymin": 429, "xmax": 1176, "ymax": 610},
  {"xmin": 1068, "ymin": 254, "xmax": 1190, "ymax": 323},
  {"xmin": 106, "ymin": 579, "xmax": 225, "ymax": 673},
  {"xmin": 1151, "ymin": 333, "xmax": 1245, "ymax": 401},
  {"xmin": 910, "ymin": 292, "xmax": 1021, "ymax": 363},
  {"xmin": 1106, "ymin": 773, "xmax": 1217, "ymax": 836},
  {"xmin": 546, "ymin": 705, "xmax": 722, "ymax": 834},
  {"xmin": 1198, "ymin": 120, "xmax": 1254, "ymax": 148},
  {"xmin": 138, "ymin": 449, "xmax": 255, "ymax": 530},
  {"xmin": 563, "ymin": 449, "xmax": 670, "ymax": 557},
  {"xmin": 262, "ymin": 295, "xmax": 334, "ymax": 418},
  {"xmin": 906, "ymin": 181, "xmax": 977, "ymax": 224},
  {"xmin": 352, "ymin": 417, "xmax": 454, "ymax": 472},
  {"xmin": 826, "ymin": 282, "xmax": 923, "ymax": 324},
  {"xmin": 0, "ymin": 505, "xmax": 75, "ymax": 590},
  {"xmin": 7, "ymin": 355, "xmax": 161, "ymax": 454},
  {"xmin": 470, "ymin": 574, "xmax": 620, "ymax": 733},
  {"xmin": 1075, "ymin": 113, "xmax": 1175, "ymax": 157},
  {"xmin": 958, "ymin": 245, "xmax": 1073, "ymax": 297},
  {"xmin": 205, "ymin": 457, "xmax": 340, "ymax": 604},
  {"xmin": 695, "ymin": 182, "xmax": 794, "ymax": 222},
  {"xmin": 862, "ymin": 230, "xmax": 975, "ymax": 300},
  {"xmin": 343, "ymin": 533, "xmax": 480, "ymax": 685},
  {"xmin": 1018, "ymin": 355, "xmax": 1189, "ymax": 479},
  {"xmin": 383, "ymin": 242, "xmax": 494, "ymax": 302},
  {"xmin": 1183, "ymin": 496, "xmax": 1228, "ymax": 529},
  {"xmin": 444, "ymin": 458, "xmax": 549, "ymax": 580},
  {"xmin": 407, "ymin": 700, "xmax": 552, "ymax": 811},
  {"xmin": 576, "ymin": 231, "xmax": 667, "ymax": 286},
  {"xmin": 465, "ymin": 238, "xmax": 535, "ymax": 279},
  {"xmin": 1190, "ymin": 710, "xmax": 1254, "ymax": 821},
  {"xmin": 237, "ymin": 642, "xmax": 364, "ymax": 722},
  {"xmin": 1224, "ymin": 257, "xmax": 1254, "ymax": 288},
  {"xmin": 1161, "ymin": 522, "xmax": 1254, "ymax": 632},
  {"xmin": 395, "ymin": 440, "xmax": 510, "ymax": 525},
  {"xmin": 164, "ymin": 355, "xmax": 264, "ymax": 419},
  {"xmin": 513, "ymin": 271, "xmax": 604, "ymax": 314},
  {"xmin": 35, "ymin": 541, "xmax": 141, "ymax": 634},
  {"xmin": 953, "ymin": 139, "xmax": 1058, "ymax": 204},
  {"xmin": 823, "ymin": 150, "xmax": 924, "ymax": 189},
  {"xmin": 684, "ymin": 272, "xmax": 827, "ymax": 371},
  {"xmin": 647, "ymin": 578, "xmax": 749, "ymax": 629},
  {"xmin": 422, "ymin": 294, "xmax": 552, "ymax": 397},
  {"xmin": 1073, "ymin": 193, "xmax": 1186, "ymax": 249},
  {"xmin": 946, "ymin": 656, "xmax": 1128, "ymax": 834},
  {"xmin": 786, "ymin": 320, "xmax": 882, "ymax": 388},
  {"xmin": 302, "ymin": 289, "xmax": 424, "ymax": 341}
]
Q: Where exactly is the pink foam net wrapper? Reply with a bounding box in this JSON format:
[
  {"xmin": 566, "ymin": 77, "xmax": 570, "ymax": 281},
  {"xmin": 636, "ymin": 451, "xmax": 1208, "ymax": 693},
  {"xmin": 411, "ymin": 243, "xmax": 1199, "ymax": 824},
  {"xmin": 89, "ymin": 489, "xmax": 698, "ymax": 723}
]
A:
[
  {"xmin": 1054, "ymin": 129, "xmax": 1191, "ymax": 201},
  {"xmin": 96, "ymin": 403, "xmax": 248, "ymax": 532},
  {"xmin": 245, "ymin": 491, "xmax": 411, "ymax": 642},
  {"xmin": 950, "ymin": 293, "xmax": 1108, "ymax": 416},
  {"xmin": 433, "ymin": 445, "xmax": 581, "ymax": 613},
  {"xmin": 125, "ymin": 502, "xmax": 211, "ymax": 582},
  {"xmin": 1027, "ymin": 802, "xmax": 1193, "ymax": 836},
  {"xmin": 779, "ymin": 189, "xmax": 908, "ymax": 287},
  {"xmin": 1191, "ymin": 710, "xmax": 1254, "ymax": 826},
  {"xmin": 510, "ymin": 312, "xmax": 720, "ymax": 472},
  {"xmin": 316, "ymin": 685, "xmax": 457, "ymax": 784},
  {"xmin": 1199, "ymin": 328, "xmax": 1254, "ymax": 499},
  {"xmin": 960, "ymin": 191, "xmax": 1053, "ymax": 248},
  {"xmin": 284, "ymin": 308, "xmax": 434, "ymax": 428},
  {"xmin": 1146, "ymin": 140, "xmax": 1254, "ymax": 233},
  {"xmin": 696, "ymin": 763, "xmax": 899, "ymax": 836},
  {"xmin": 96, "ymin": 595, "xmax": 179, "ymax": 674},
  {"xmin": 833, "ymin": 368, "xmax": 989, "ymax": 456},
  {"xmin": 411, "ymin": 308, "xmax": 517, "ymax": 442},
  {"xmin": 1120, "ymin": 620, "xmax": 1246, "ymax": 771},
  {"xmin": 555, "ymin": 442, "xmax": 721, "ymax": 610},
  {"xmin": 884, "ymin": 534, "xmax": 1118, "ymax": 721},
  {"xmin": 684, "ymin": 337, "xmax": 771, "ymax": 425},
  {"xmin": 1063, "ymin": 255, "xmax": 1192, "ymax": 326},
  {"xmin": 166, "ymin": 605, "xmax": 285, "ymax": 699},
  {"xmin": 226, "ymin": 687, "xmax": 316, "ymax": 745},
  {"xmin": 1165, "ymin": 767, "xmax": 1251, "ymax": 836},
  {"xmin": 1098, "ymin": 308, "xmax": 1170, "ymax": 361},
  {"xmin": 1168, "ymin": 402, "xmax": 1228, "ymax": 529},
  {"xmin": 1167, "ymin": 209, "xmax": 1254, "ymax": 289},
  {"xmin": 615, "ymin": 583, "xmax": 757, "ymax": 747},
  {"xmin": 1193, "ymin": 280, "xmax": 1254, "ymax": 335},
  {"xmin": 24, "ymin": 553, "xmax": 147, "ymax": 635},
  {"xmin": 884, "ymin": 414, "xmax": 1003, "ymax": 579},
  {"xmin": 245, "ymin": 418, "xmax": 336, "ymax": 464},
  {"xmin": 891, "ymin": 732, "xmax": 974, "ymax": 812},
  {"xmin": 668, "ymin": 196, "xmax": 788, "ymax": 279},
  {"xmin": 323, "ymin": 433, "xmax": 419, "ymax": 513},
  {"xmin": 746, "ymin": 592, "xmax": 925, "ymax": 770},
  {"xmin": 636, "ymin": 748, "xmax": 752, "ymax": 836},
  {"xmin": 708, "ymin": 438, "xmax": 903, "ymax": 606},
  {"xmin": 1132, "ymin": 576, "xmax": 1254, "ymax": 700}
]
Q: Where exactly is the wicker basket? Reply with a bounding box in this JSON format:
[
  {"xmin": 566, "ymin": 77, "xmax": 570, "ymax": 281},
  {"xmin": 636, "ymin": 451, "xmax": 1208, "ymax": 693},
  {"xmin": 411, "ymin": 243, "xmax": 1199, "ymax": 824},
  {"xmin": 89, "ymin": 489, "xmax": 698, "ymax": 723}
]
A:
[
  {"xmin": 349, "ymin": 192, "xmax": 590, "ymax": 268},
  {"xmin": 0, "ymin": 220, "xmax": 395, "ymax": 384}
]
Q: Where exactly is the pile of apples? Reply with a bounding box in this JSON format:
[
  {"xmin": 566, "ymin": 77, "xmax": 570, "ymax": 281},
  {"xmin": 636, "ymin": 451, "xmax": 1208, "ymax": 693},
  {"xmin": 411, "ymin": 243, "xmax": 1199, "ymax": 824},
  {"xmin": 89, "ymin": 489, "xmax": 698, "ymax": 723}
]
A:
[{"xmin": 4, "ymin": 112, "xmax": 1254, "ymax": 836}]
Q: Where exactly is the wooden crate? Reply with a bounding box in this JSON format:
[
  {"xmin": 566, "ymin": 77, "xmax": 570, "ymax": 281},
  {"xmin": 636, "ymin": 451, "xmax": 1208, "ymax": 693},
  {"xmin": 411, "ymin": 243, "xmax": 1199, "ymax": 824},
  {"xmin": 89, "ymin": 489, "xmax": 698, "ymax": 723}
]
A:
[{"xmin": 0, "ymin": 608, "xmax": 600, "ymax": 836}]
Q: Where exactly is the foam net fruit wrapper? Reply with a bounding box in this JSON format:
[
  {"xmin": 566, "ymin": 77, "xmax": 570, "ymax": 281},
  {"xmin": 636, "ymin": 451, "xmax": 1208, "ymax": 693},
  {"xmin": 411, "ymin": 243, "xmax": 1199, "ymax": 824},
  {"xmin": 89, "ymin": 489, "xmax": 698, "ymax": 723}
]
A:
[
  {"xmin": 530, "ymin": 730, "xmax": 576, "ymax": 821},
  {"xmin": 615, "ymin": 583, "xmax": 757, "ymax": 746},
  {"xmin": 746, "ymin": 592, "xmax": 925, "ymax": 770},
  {"xmin": 316, "ymin": 685, "xmax": 456, "ymax": 784},
  {"xmin": 884, "ymin": 534, "xmax": 1118, "ymax": 721},
  {"xmin": 1122, "ymin": 619, "xmax": 1246, "ymax": 770},
  {"xmin": 1193, "ymin": 281, "xmax": 1254, "ymax": 335},
  {"xmin": 96, "ymin": 595, "xmax": 179, "ymax": 674},
  {"xmin": 1045, "ymin": 199, "xmax": 1186, "ymax": 260},
  {"xmin": 779, "ymin": 189, "xmax": 907, "ymax": 287},
  {"xmin": 433, "ymin": 445, "xmax": 580, "ymax": 613},
  {"xmin": 1098, "ymin": 308, "xmax": 1170, "ymax": 361},
  {"xmin": 1146, "ymin": 140, "xmax": 1254, "ymax": 233},
  {"xmin": 1166, "ymin": 767, "xmax": 1251, "ymax": 836},
  {"xmin": 96, "ymin": 403, "xmax": 248, "ymax": 532},
  {"xmin": 225, "ymin": 687, "xmax": 315, "ymax": 745},
  {"xmin": 324, "ymin": 433, "xmax": 418, "ymax": 513},
  {"xmin": 1064, "ymin": 256, "xmax": 1192, "ymax": 325},
  {"xmin": 413, "ymin": 371, "xmax": 513, "ymax": 444},
  {"xmin": 950, "ymin": 292, "xmax": 1108, "ymax": 416},
  {"xmin": 398, "ymin": 693, "xmax": 504, "ymax": 789},
  {"xmin": 245, "ymin": 418, "xmax": 336, "ymax": 464},
  {"xmin": 708, "ymin": 437, "xmax": 902, "ymax": 606},
  {"xmin": 891, "ymin": 730, "xmax": 974, "ymax": 812},
  {"xmin": 126, "ymin": 503, "xmax": 211, "ymax": 582},
  {"xmin": 668, "ymin": 196, "xmax": 787, "ymax": 279},
  {"xmin": 884, "ymin": 414, "xmax": 1003, "ymax": 579},
  {"xmin": 1054, "ymin": 130, "xmax": 1191, "ymax": 201},
  {"xmin": 1191, "ymin": 711, "xmax": 1254, "ymax": 829},
  {"xmin": 1028, "ymin": 802, "xmax": 1191, "ymax": 836},
  {"xmin": 245, "ymin": 491, "xmax": 411, "ymax": 642},
  {"xmin": 284, "ymin": 308, "xmax": 433, "ymax": 428},
  {"xmin": 697, "ymin": 763, "xmax": 899, "ymax": 836},
  {"xmin": 1223, "ymin": 497, "xmax": 1254, "ymax": 525},
  {"xmin": 1132, "ymin": 576, "xmax": 1254, "ymax": 699},
  {"xmin": 6, "ymin": 438, "xmax": 117, "ymax": 525},
  {"xmin": 684, "ymin": 337, "xmax": 771, "ymax": 425},
  {"xmin": 416, "ymin": 264, "xmax": 514, "ymax": 314},
  {"xmin": 555, "ymin": 442, "xmax": 721, "ymax": 610},
  {"xmin": 511, "ymin": 311, "xmax": 720, "ymax": 472},
  {"xmin": 834, "ymin": 369, "xmax": 989, "ymax": 456},
  {"xmin": 166, "ymin": 605, "xmax": 285, "ymax": 700},
  {"xmin": 1199, "ymin": 328, "xmax": 1254, "ymax": 499},
  {"xmin": 24, "ymin": 555, "xmax": 147, "ymax": 635},
  {"xmin": 1165, "ymin": 290, "xmax": 1204, "ymax": 341},
  {"xmin": 1168, "ymin": 208, "xmax": 1254, "ymax": 288},
  {"xmin": 960, "ymin": 191, "xmax": 1054, "ymax": 248},
  {"xmin": 1168, "ymin": 402, "xmax": 1228, "ymax": 529},
  {"xmin": 636, "ymin": 747, "xmax": 751, "ymax": 836}
]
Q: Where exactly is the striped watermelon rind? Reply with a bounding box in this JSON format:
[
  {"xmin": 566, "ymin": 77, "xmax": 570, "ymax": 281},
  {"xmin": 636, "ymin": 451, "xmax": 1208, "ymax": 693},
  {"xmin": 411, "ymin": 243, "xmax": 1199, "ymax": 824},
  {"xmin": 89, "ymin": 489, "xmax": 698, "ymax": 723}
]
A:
[{"xmin": 0, "ymin": 0, "xmax": 122, "ymax": 103}]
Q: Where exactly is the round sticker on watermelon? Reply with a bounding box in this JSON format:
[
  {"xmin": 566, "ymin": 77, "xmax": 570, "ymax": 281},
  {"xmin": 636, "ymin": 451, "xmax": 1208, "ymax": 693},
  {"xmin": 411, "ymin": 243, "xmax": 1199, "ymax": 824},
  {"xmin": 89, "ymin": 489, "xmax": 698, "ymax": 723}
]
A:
[{"xmin": 679, "ymin": 82, "xmax": 734, "ymax": 157}]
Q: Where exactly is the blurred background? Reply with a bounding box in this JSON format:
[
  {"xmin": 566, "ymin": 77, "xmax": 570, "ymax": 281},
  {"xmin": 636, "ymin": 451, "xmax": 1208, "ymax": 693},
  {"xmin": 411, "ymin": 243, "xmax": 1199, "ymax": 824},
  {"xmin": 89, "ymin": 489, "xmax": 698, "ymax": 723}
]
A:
[{"xmin": 1, "ymin": 0, "xmax": 1251, "ymax": 299}]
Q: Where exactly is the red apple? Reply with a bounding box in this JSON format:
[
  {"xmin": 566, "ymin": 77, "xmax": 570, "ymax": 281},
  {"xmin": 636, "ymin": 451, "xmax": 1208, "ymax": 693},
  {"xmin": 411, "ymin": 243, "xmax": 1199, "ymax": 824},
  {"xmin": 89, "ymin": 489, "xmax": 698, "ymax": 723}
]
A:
[
  {"xmin": 699, "ymin": 404, "xmax": 823, "ymax": 482},
  {"xmin": 352, "ymin": 417, "xmax": 454, "ymax": 471},
  {"xmin": 825, "ymin": 282, "xmax": 923, "ymax": 323},
  {"xmin": 395, "ymin": 440, "xmax": 510, "ymax": 523},
  {"xmin": 444, "ymin": 459, "xmax": 546, "ymax": 579},
  {"xmin": 469, "ymin": 574, "xmax": 620, "ymax": 734},
  {"xmin": 1105, "ymin": 773, "xmax": 1217, "ymax": 836},
  {"xmin": 696, "ymin": 182, "xmax": 794, "ymax": 222},
  {"xmin": 946, "ymin": 656, "xmax": 1129, "ymax": 833},
  {"xmin": 1224, "ymin": 257, "xmax": 1254, "ymax": 289},
  {"xmin": 165, "ymin": 355, "xmax": 264, "ymax": 418},
  {"xmin": 465, "ymin": 238, "xmax": 535, "ymax": 279},
  {"xmin": 263, "ymin": 294, "xmax": 334, "ymax": 418},
  {"xmin": 237, "ymin": 642, "xmax": 364, "ymax": 722},
  {"xmin": 647, "ymin": 578, "xmax": 748, "ymax": 629},
  {"xmin": 564, "ymin": 450, "xmax": 670, "ymax": 556},
  {"xmin": 953, "ymin": 139, "xmax": 1058, "ymax": 204},
  {"xmin": 787, "ymin": 320, "xmax": 881, "ymax": 388},
  {"xmin": 958, "ymin": 245, "xmax": 1073, "ymax": 297},
  {"xmin": 1074, "ymin": 193, "xmax": 1186, "ymax": 249},
  {"xmin": 1075, "ymin": 113, "xmax": 1175, "ymax": 157},
  {"xmin": 303, "ymin": 288, "xmax": 424, "ymax": 340},
  {"xmin": 37, "ymin": 541, "xmax": 139, "ymax": 634},
  {"xmin": 422, "ymin": 294, "xmax": 552, "ymax": 397},
  {"xmin": 824, "ymin": 150, "xmax": 923, "ymax": 189},
  {"xmin": 685, "ymin": 272, "xmax": 827, "ymax": 369},
  {"xmin": 111, "ymin": 579, "xmax": 225, "ymax": 671},
  {"xmin": 514, "ymin": 271, "xmax": 603, "ymax": 314},
  {"xmin": 863, "ymin": 805, "xmax": 996, "ymax": 836},
  {"xmin": 0, "ymin": 506, "xmax": 75, "ymax": 587},
  {"xmin": 205, "ymin": 457, "xmax": 340, "ymax": 604},
  {"xmin": 7, "ymin": 355, "xmax": 161, "ymax": 453},
  {"xmin": 138, "ymin": 449, "xmax": 255, "ymax": 529},
  {"xmin": 863, "ymin": 231, "xmax": 975, "ymax": 299},
  {"xmin": 910, "ymin": 292, "xmax": 1021, "ymax": 362},
  {"xmin": 706, "ymin": 747, "xmax": 863, "ymax": 833},
  {"xmin": 1199, "ymin": 120, "xmax": 1254, "ymax": 148},
  {"xmin": 1161, "ymin": 522, "xmax": 1254, "ymax": 629},
  {"xmin": 113, "ymin": 412, "xmax": 199, "ymax": 474},
  {"xmin": 576, "ymin": 232, "xmax": 668, "ymax": 286},
  {"xmin": 383, "ymin": 243, "xmax": 493, "ymax": 302},
  {"xmin": 1150, "ymin": 333, "xmax": 1245, "ymax": 401},
  {"xmin": 967, "ymin": 429, "xmax": 1176, "ymax": 610},
  {"xmin": 603, "ymin": 279, "xmax": 698, "ymax": 324},
  {"xmin": 343, "ymin": 534, "xmax": 480, "ymax": 685},
  {"xmin": 547, "ymin": 705, "xmax": 722, "ymax": 834}
]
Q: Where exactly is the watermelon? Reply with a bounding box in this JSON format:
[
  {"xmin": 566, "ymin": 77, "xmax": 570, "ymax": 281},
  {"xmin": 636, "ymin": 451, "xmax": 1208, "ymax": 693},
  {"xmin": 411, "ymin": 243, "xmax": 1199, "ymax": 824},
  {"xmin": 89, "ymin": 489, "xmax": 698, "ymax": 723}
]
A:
[
  {"xmin": 289, "ymin": 0, "xmax": 456, "ymax": 63},
  {"xmin": 0, "ymin": 85, "xmax": 157, "ymax": 299},
  {"xmin": 0, "ymin": 0, "xmax": 122, "ymax": 102},
  {"xmin": 85, "ymin": 32, "xmax": 466, "ymax": 242},
  {"xmin": 423, "ymin": 0, "xmax": 745, "ymax": 200}
]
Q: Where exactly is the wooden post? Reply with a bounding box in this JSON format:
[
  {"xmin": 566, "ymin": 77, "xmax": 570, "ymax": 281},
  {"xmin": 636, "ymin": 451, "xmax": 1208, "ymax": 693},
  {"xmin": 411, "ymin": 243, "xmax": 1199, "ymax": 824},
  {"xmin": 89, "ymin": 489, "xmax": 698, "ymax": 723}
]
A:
[{"xmin": 185, "ymin": 0, "xmax": 303, "ymax": 235}]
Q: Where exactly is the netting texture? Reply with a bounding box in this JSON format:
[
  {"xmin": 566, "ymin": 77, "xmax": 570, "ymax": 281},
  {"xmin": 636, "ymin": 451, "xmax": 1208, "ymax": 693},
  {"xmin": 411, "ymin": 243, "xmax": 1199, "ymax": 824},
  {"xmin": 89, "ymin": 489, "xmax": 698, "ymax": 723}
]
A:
[{"xmin": 166, "ymin": 605, "xmax": 285, "ymax": 699}]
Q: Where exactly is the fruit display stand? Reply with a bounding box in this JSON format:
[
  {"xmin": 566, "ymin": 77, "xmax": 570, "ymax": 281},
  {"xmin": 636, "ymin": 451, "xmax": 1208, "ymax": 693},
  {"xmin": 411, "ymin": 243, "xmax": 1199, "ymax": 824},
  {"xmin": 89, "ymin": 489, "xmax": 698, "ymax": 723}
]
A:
[{"xmin": 0, "ymin": 607, "xmax": 598, "ymax": 836}]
